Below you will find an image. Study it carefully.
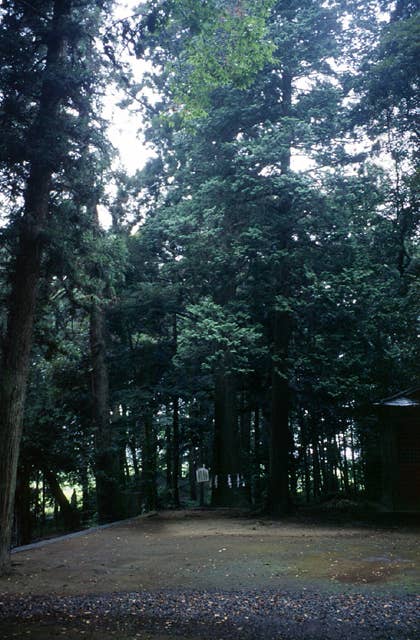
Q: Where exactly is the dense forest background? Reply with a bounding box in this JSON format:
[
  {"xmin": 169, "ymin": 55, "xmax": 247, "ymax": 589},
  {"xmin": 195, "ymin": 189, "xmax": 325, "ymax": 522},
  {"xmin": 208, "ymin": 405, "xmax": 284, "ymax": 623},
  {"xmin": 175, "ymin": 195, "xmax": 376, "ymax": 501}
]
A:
[{"xmin": 0, "ymin": 0, "xmax": 418, "ymax": 569}]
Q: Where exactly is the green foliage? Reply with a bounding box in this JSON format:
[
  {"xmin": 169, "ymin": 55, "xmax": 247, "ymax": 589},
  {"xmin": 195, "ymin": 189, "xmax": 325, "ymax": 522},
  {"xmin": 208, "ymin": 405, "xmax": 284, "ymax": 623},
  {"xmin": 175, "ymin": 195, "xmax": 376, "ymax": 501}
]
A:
[
  {"xmin": 171, "ymin": 0, "xmax": 276, "ymax": 118},
  {"xmin": 176, "ymin": 298, "xmax": 267, "ymax": 374}
]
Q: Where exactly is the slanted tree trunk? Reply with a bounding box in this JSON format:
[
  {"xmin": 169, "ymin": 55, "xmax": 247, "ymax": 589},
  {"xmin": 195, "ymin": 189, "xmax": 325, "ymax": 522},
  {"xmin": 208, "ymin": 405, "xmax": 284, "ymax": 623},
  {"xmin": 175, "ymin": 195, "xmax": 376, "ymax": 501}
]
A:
[
  {"xmin": 0, "ymin": 0, "xmax": 71, "ymax": 574},
  {"xmin": 42, "ymin": 468, "xmax": 80, "ymax": 531}
]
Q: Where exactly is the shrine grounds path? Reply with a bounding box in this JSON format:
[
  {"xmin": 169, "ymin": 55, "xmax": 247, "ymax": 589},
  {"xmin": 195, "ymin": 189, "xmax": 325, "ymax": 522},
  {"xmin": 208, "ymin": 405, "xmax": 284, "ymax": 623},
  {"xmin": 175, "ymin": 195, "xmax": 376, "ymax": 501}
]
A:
[{"xmin": 0, "ymin": 509, "xmax": 419, "ymax": 639}]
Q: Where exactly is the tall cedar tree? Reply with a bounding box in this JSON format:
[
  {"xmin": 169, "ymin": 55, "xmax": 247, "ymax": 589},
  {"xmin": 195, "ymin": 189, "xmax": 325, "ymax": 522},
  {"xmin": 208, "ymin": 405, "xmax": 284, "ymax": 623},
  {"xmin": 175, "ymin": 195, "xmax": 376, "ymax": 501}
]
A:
[{"xmin": 0, "ymin": 0, "xmax": 112, "ymax": 574}]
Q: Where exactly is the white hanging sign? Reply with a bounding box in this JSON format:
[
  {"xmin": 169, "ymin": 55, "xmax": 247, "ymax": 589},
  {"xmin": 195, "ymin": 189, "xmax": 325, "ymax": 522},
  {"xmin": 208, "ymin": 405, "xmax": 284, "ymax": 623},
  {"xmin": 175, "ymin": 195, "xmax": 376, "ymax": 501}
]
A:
[{"xmin": 196, "ymin": 466, "xmax": 210, "ymax": 483}]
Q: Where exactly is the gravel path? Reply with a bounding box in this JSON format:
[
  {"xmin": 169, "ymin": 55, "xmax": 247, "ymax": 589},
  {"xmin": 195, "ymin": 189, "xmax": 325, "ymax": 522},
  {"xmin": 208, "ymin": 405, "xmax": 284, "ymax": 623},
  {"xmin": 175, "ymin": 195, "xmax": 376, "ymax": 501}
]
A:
[{"xmin": 0, "ymin": 589, "xmax": 419, "ymax": 639}]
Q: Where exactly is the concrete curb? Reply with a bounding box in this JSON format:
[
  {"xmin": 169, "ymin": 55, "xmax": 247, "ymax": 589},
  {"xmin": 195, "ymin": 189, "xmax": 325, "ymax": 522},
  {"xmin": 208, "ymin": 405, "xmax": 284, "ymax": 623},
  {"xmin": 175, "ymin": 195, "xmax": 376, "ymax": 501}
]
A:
[{"xmin": 10, "ymin": 513, "xmax": 157, "ymax": 554}]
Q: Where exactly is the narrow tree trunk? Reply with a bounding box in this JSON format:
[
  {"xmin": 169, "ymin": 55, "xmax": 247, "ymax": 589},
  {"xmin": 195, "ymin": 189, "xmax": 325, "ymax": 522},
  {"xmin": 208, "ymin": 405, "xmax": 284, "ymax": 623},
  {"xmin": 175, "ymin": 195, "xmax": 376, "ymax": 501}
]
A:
[
  {"xmin": 34, "ymin": 470, "xmax": 41, "ymax": 526},
  {"xmin": 350, "ymin": 424, "xmax": 358, "ymax": 493},
  {"xmin": 280, "ymin": 70, "xmax": 293, "ymax": 174},
  {"xmin": 0, "ymin": 0, "xmax": 71, "ymax": 574},
  {"xmin": 326, "ymin": 436, "xmax": 339, "ymax": 495},
  {"xmin": 340, "ymin": 433, "xmax": 350, "ymax": 495},
  {"xmin": 41, "ymin": 474, "xmax": 47, "ymax": 532},
  {"xmin": 165, "ymin": 412, "xmax": 172, "ymax": 496},
  {"xmin": 129, "ymin": 436, "xmax": 140, "ymax": 481},
  {"xmin": 303, "ymin": 445, "xmax": 311, "ymax": 503},
  {"xmin": 80, "ymin": 465, "xmax": 90, "ymax": 522},
  {"xmin": 300, "ymin": 416, "xmax": 311, "ymax": 503},
  {"xmin": 319, "ymin": 436, "xmax": 329, "ymax": 495},
  {"xmin": 189, "ymin": 448, "xmax": 197, "ymax": 502},
  {"xmin": 121, "ymin": 446, "xmax": 130, "ymax": 484},
  {"xmin": 311, "ymin": 423, "xmax": 322, "ymax": 500}
]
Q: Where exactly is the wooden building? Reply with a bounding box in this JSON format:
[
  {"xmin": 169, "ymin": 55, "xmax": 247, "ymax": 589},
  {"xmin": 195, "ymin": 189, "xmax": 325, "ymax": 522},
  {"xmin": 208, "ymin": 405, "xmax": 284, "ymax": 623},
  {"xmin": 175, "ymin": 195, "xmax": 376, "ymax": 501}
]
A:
[{"xmin": 375, "ymin": 387, "xmax": 420, "ymax": 512}]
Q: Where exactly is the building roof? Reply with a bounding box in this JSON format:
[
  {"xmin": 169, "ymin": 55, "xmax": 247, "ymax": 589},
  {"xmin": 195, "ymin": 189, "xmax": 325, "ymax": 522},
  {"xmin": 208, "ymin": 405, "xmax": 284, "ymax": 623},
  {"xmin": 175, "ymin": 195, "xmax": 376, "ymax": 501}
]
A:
[{"xmin": 375, "ymin": 386, "xmax": 420, "ymax": 407}]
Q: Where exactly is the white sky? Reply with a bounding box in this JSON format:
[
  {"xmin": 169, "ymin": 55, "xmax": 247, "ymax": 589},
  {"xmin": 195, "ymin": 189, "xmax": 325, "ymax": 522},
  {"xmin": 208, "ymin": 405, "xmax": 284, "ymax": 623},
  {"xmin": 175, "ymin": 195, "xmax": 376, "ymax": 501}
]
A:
[{"xmin": 103, "ymin": 1, "xmax": 154, "ymax": 176}]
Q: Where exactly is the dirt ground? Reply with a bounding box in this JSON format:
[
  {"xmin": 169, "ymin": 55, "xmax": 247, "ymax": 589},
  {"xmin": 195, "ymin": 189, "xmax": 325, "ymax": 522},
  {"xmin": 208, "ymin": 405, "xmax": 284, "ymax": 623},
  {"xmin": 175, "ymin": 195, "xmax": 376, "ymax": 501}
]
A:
[
  {"xmin": 2, "ymin": 509, "xmax": 419, "ymax": 595},
  {"xmin": 0, "ymin": 510, "xmax": 419, "ymax": 639}
]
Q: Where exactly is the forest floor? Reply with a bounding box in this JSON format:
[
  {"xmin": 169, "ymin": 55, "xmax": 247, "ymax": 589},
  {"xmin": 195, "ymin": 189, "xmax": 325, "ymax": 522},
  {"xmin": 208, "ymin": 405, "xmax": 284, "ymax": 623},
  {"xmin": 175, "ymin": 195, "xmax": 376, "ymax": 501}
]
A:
[{"xmin": 0, "ymin": 509, "xmax": 419, "ymax": 639}]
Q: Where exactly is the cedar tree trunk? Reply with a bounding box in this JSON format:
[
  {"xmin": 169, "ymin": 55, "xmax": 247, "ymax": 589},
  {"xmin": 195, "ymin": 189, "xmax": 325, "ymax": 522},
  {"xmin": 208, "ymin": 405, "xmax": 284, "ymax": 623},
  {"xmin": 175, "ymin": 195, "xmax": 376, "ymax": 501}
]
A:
[
  {"xmin": 0, "ymin": 0, "xmax": 71, "ymax": 574},
  {"xmin": 90, "ymin": 304, "xmax": 123, "ymax": 523}
]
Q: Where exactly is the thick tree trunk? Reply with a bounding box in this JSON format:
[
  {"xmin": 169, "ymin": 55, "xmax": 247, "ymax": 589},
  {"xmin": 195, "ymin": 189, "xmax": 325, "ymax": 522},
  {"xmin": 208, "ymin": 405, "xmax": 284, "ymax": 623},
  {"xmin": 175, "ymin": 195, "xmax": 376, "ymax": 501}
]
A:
[
  {"xmin": 142, "ymin": 414, "xmax": 157, "ymax": 511},
  {"xmin": 269, "ymin": 311, "xmax": 292, "ymax": 515},
  {"xmin": 253, "ymin": 405, "xmax": 262, "ymax": 505},
  {"xmin": 212, "ymin": 373, "xmax": 245, "ymax": 506},
  {"xmin": 267, "ymin": 67, "xmax": 294, "ymax": 517},
  {"xmin": 239, "ymin": 393, "xmax": 252, "ymax": 503},
  {"xmin": 0, "ymin": 0, "xmax": 70, "ymax": 574},
  {"xmin": 14, "ymin": 462, "xmax": 32, "ymax": 546},
  {"xmin": 172, "ymin": 396, "xmax": 180, "ymax": 507},
  {"xmin": 90, "ymin": 305, "xmax": 123, "ymax": 523}
]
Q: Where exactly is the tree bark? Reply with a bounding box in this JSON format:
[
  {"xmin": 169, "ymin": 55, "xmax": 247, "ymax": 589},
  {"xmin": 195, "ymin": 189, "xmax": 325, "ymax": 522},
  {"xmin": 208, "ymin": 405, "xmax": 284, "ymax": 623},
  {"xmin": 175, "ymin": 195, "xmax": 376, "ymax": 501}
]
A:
[
  {"xmin": 311, "ymin": 418, "xmax": 322, "ymax": 499},
  {"xmin": 212, "ymin": 373, "xmax": 245, "ymax": 506},
  {"xmin": 172, "ymin": 396, "xmax": 180, "ymax": 507},
  {"xmin": 90, "ymin": 304, "xmax": 123, "ymax": 522},
  {"xmin": 253, "ymin": 405, "xmax": 262, "ymax": 505},
  {"xmin": 267, "ymin": 67, "xmax": 294, "ymax": 516},
  {"xmin": 14, "ymin": 462, "xmax": 32, "ymax": 546},
  {"xmin": 239, "ymin": 393, "xmax": 252, "ymax": 503},
  {"xmin": 0, "ymin": 0, "xmax": 71, "ymax": 574},
  {"xmin": 269, "ymin": 311, "xmax": 292, "ymax": 515},
  {"xmin": 142, "ymin": 414, "xmax": 157, "ymax": 511},
  {"xmin": 42, "ymin": 468, "xmax": 80, "ymax": 531}
]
